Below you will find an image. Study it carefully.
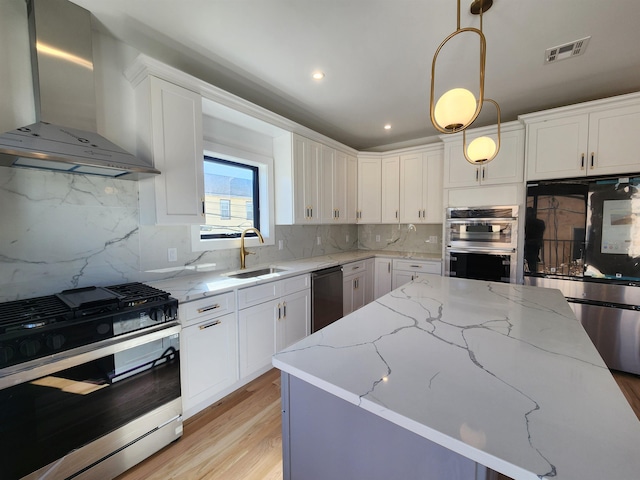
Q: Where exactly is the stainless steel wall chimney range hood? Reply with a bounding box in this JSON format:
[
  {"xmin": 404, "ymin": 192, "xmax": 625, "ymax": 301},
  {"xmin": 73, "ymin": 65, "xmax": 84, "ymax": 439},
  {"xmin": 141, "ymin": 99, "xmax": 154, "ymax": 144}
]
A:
[{"xmin": 0, "ymin": 0, "xmax": 159, "ymax": 180}]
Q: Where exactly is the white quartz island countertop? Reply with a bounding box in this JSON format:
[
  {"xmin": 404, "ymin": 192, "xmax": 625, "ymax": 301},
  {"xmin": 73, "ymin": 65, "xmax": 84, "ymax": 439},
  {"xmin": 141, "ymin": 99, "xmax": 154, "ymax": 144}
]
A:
[{"xmin": 272, "ymin": 274, "xmax": 640, "ymax": 480}]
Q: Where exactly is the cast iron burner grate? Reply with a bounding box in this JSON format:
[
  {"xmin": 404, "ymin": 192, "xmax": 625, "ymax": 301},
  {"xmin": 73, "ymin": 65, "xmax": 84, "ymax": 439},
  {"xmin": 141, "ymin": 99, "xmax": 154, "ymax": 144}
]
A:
[{"xmin": 0, "ymin": 296, "xmax": 72, "ymax": 332}]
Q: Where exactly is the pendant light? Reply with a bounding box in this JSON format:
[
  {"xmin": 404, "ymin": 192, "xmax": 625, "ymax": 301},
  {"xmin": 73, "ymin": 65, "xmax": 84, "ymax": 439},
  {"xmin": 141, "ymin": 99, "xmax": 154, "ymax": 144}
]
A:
[
  {"xmin": 430, "ymin": 0, "xmax": 501, "ymax": 163},
  {"xmin": 463, "ymin": 98, "xmax": 501, "ymax": 164}
]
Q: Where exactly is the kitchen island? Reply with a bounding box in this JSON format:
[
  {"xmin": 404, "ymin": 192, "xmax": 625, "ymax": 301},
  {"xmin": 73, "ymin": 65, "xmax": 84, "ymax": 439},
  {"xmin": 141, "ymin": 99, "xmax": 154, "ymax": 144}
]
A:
[{"xmin": 272, "ymin": 274, "xmax": 640, "ymax": 480}]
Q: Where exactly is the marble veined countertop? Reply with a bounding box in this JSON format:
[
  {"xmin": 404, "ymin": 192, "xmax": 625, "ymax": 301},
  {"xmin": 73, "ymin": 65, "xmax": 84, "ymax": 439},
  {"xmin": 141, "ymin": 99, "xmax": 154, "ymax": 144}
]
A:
[
  {"xmin": 149, "ymin": 250, "xmax": 440, "ymax": 303},
  {"xmin": 272, "ymin": 274, "xmax": 640, "ymax": 480}
]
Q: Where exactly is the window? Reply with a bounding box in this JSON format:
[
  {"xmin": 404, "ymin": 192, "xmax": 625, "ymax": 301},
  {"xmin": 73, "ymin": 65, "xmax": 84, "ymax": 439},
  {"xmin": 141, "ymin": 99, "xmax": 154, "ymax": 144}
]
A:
[
  {"xmin": 201, "ymin": 156, "xmax": 260, "ymax": 239},
  {"xmin": 220, "ymin": 199, "xmax": 231, "ymax": 220}
]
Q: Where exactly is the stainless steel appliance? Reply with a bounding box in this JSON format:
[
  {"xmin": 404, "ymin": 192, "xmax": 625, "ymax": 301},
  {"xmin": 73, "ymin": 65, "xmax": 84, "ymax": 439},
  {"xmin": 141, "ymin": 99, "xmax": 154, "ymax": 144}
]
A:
[
  {"xmin": 0, "ymin": 283, "xmax": 181, "ymax": 480},
  {"xmin": 311, "ymin": 266, "xmax": 343, "ymax": 332},
  {"xmin": 0, "ymin": 0, "xmax": 159, "ymax": 179},
  {"xmin": 525, "ymin": 176, "xmax": 640, "ymax": 375},
  {"xmin": 445, "ymin": 206, "xmax": 519, "ymax": 283}
]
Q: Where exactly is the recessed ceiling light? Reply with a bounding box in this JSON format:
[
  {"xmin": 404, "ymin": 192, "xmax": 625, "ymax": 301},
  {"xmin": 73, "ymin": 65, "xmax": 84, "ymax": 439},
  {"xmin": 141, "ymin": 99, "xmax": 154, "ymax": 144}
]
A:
[
  {"xmin": 312, "ymin": 71, "xmax": 325, "ymax": 80},
  {"xmin": 384, "ymin": 124, "xmax": 392, "ymax": 130}
]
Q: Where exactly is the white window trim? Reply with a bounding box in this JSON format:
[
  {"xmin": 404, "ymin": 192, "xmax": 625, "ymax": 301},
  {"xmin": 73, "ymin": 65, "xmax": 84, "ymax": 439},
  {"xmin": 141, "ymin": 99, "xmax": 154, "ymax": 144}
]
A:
[{"xmin": 191, "ymin": 141, "xmax": 275, "ymax": 252}]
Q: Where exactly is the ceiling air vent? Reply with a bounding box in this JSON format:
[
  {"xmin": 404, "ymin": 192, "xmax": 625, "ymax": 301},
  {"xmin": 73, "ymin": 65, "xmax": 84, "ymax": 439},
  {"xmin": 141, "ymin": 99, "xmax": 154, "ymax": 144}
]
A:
[{"xmin": 545, "ymin": 36, "xmax": 591, "ymax": 64}]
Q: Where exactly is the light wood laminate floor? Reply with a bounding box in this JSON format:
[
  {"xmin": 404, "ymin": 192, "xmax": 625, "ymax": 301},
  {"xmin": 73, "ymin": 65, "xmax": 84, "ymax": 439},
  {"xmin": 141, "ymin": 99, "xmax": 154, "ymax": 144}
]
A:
[{"xmin": 117, "ymin": 369, "xmax": 640, "ymax": 480}]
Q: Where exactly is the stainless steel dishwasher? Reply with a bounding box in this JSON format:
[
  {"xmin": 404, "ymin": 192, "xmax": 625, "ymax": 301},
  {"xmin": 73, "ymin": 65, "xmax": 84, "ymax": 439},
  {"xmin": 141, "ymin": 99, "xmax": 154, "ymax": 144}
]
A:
[{"xmin": 311, "ymin": 266, "xmax": 344, "ymax": 332}]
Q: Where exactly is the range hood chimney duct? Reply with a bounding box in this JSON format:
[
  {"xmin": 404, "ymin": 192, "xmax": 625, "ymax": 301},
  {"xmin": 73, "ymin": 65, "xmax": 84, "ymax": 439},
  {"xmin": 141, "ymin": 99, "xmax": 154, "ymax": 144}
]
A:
[{"xmin": 0, "ymin": 0, "xmax": 160, "ymax": 180}]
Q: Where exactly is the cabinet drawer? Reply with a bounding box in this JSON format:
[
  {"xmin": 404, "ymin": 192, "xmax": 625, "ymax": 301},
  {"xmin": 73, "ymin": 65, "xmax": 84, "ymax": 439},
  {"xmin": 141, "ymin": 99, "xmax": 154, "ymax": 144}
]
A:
[
  {"xmin": 393, "ymin": 259, "xmax": 441, "ymax": 275},
  {"xmin": 180, "ymin": 291, "xmax": 235, "ymax": 326},
  {"xmin": 342, "ymin": 260, "xmax": 366, "ymax": 277},
  {"xmin": 238, "ymin": 280, "xmax": 281, "ymax": 309},
  {"xmin": 281, "ymin": 274, "xmax": 310, "ymax": 296}
]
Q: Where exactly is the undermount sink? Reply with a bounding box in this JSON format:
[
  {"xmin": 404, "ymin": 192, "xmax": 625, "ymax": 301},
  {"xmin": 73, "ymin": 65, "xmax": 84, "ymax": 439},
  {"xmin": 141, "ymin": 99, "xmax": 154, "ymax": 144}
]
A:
[{"xmin": 225, "ymin": 267, "xmax": 286, "ymax": 279}]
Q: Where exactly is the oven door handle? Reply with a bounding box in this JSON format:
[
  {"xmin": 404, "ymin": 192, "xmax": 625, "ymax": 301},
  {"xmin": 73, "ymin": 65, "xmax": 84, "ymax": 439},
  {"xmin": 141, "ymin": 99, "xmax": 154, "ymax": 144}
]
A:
[
  {"xmin": 447, "ymin": 247, "xmax": 516, "ymax": 254},
  {"xmin": 0, "ymin": 323, "xmax": 181, "ymax": 390}
]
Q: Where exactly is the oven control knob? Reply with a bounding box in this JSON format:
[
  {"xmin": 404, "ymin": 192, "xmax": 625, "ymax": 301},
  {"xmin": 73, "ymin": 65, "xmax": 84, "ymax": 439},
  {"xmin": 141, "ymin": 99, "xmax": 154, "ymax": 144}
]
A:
[
  {"xmin": 0, "ymin": 345, "xmax": 14, "ymax": 365},
  {"xmin": 149, "ymin": 307, "xmax": 164, "ymax": 322},
  {"xmin": 19, "ymin": 338, "xmax": 41, "ymax": 357},
  {"xmin": 165, "ymin": 303, "xmax": 178, "ymax": 320},
  {"xmin": 46, "ymin": 333, "xmax": 66, "ymax": 350},
  {"xmin": 96, "ymin": 322, "xmax": 111, "ymax": 335}
]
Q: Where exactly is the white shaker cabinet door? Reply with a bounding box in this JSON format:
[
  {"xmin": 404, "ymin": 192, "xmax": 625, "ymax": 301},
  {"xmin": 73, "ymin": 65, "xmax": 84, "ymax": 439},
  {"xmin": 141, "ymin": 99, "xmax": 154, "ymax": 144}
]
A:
[{"xmin": 139, "ymin": 76, "xmax": 205, "ymax": 225}]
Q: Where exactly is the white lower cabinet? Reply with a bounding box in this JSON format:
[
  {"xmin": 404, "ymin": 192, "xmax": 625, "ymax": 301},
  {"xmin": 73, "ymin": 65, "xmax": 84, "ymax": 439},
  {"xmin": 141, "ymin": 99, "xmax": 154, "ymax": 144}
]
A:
[
  {"xmin": 343, "ymin": 260, "xmax": 367, "ymax": 316},
  {"xmin": 392, "ymin": 259, "xmax": 442, "ymax": 290},
  {"xmin": 238, "ymin": 275, "xmax": 310, "ymax": 379},
  {"xmin": 180, "ymin": 292, "xmax": 238, "ymax": 419},
  {"xmin": 374, "ymin": 257, "xmax": 393, "ymax": 299}
]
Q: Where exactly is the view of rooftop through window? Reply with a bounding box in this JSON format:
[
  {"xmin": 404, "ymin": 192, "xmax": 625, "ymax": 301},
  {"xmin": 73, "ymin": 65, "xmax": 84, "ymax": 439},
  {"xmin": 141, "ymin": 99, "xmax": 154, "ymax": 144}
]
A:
[{"xmin": 202, "ymin": 157, "xmax": 259, "ymax": 239}]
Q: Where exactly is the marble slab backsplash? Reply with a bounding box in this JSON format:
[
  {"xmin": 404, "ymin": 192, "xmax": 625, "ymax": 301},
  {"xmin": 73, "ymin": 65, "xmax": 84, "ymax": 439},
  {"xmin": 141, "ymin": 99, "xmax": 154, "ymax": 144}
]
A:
[
  {"xmin": 0, "ymin": 168, "xmax": 361, "ymax": 300},
  {"xmin": 0, "ymin": 168, "xmax": 442, "ymax": 301},
  {"xmin": 358, "ymin": 223, "xmax": 443, "ymax": 255}
]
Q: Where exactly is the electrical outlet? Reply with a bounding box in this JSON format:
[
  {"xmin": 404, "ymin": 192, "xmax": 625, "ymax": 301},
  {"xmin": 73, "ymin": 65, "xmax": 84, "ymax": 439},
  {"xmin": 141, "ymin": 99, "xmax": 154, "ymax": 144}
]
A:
[
  {"xmin": 429, "ymin": 235, "xmax": 438, "ymax": 243},
  {"xmin": 376, "ymin": 235, "xmax": 381, "ymax": 242},
  {"xmin": 317, "ymin": 236, "xmax": 321, "ymax": 245},
  {"xmin": 167, "ymin": 247, "xmax": 178, "ymax": 262},
  {"xmin": 278, "ymin": 240, "xmax": 284, "ymax": 250}
]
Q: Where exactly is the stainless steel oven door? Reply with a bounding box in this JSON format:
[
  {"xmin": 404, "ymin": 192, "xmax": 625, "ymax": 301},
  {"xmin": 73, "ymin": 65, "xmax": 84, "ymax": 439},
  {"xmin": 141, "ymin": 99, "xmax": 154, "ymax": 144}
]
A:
[
  {"xmin": 445, "ymin": 218, "xmax": 518, "ymax": 250},
  {"xmin": 445, "ymin": 248, "xmax": 517, "ymax": 284},
  {"xmin": 0, "ymin": 323, "xmax": 181, "ymax": 480}
]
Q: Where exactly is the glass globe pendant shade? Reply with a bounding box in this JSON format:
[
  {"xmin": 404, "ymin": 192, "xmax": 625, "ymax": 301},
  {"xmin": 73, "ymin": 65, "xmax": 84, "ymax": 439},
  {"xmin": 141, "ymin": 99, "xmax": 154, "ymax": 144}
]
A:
[
  {"xmin": 466, "ymin": 136, "xmax": 496, "ymax": 164},
  {"xmin": 434, "ymin": 88, "xmax": 477, "ymax": 131}
]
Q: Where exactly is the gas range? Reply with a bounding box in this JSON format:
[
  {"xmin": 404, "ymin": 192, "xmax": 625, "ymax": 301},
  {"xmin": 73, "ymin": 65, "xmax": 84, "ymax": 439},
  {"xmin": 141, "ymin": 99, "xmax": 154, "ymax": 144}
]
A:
[{"xmin": 0, "ymin": 282, "xmax": 178, "ymax": 369}]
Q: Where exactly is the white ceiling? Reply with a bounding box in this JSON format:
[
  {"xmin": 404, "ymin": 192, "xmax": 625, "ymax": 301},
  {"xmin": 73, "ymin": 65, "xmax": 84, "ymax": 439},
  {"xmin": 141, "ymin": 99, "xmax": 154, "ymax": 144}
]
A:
[{"xmin": 70, "ymin": 0, "xmax": 640, "ymax": 151}]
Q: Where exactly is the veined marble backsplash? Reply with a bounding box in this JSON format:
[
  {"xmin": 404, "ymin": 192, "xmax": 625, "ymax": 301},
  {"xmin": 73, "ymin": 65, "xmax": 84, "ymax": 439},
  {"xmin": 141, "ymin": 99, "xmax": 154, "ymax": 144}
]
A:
[
  {"xmin": 0, "ymin": 168, "xmax": 361, "ymax": 300},
  {"xmin": 0, "ymin": 168, "xmax": 442, "ymax": 301},
  {"xmin": 358, "ymin": 223, "xmax": 443, "ymax": 255}
]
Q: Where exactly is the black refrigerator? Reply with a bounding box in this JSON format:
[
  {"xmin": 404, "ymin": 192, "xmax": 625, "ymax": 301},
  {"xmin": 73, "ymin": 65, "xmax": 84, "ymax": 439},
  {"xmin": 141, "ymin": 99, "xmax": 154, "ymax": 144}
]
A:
[{"xmin": 524, "ymin": 175, "xmax": 640, "ymax": 375}]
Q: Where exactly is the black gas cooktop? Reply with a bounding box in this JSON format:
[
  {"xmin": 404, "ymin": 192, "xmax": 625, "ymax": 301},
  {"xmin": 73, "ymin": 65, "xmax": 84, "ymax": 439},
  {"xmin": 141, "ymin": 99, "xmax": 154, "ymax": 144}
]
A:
[{"xmin": 0, "ymin": 283, "xmax": 177, "ymax": 368}]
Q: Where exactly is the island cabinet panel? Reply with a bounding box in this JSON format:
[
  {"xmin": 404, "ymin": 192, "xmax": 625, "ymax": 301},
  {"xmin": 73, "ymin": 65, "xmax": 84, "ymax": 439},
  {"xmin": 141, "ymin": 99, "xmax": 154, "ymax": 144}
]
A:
[{"xmin": 281, "ymin": 373, "xmax": 488, "ymax": 480}]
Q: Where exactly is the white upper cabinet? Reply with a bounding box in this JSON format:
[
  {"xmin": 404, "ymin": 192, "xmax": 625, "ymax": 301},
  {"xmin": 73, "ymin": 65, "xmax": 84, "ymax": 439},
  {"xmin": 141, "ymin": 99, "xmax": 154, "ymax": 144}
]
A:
[
  {"xmin": 135, "ymin": 75, "xmax": 205, "ymax": 225},
  {"xmin": 320, "ymin": 147, "xmax": 357, "ymax": 224},
  {"xmin": 442, "ymin": 122, "xmax": 525, "ymax": 189},
  {"xmin": 522, "ymin": 93, "xmax": 640, "ymax": 180},
  {"xmin": 399, "ymin": 146, "xmax": 444, "ymax": 224},
  {"xmin": 357, "ymin": 156, "xmax": 382, "ymax": 223},
  {"xmin": 345, "ymin": 153, "xmax": 358, "ymax": 224},
  {"xmin": 381, "ymin": 155, "xmax": 400, "ymax": 223},
  {"xmin": 275, "ymin": 133, "xmax": 357, "ymax": 225}
]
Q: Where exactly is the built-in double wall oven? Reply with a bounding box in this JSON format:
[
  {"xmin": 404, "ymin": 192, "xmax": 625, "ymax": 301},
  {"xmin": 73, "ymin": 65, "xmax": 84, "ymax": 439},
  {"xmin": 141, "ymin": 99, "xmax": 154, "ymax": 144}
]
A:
[{"xmin": 445, "ymin": 206, "xmax": 519, "ymax": 283}]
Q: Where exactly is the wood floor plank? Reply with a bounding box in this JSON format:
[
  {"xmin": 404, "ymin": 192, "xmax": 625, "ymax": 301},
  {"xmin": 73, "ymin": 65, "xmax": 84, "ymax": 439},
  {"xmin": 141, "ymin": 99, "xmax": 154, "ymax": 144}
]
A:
[{"xmin": 117, "ymin": 368, "xmax": 640, "ymax": 480}]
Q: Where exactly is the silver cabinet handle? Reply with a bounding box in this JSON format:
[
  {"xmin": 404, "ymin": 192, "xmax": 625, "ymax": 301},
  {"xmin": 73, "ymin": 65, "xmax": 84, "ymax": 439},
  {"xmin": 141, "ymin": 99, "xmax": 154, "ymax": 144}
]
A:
[
  {"xmin": 580, "ymin": 153, "xmax": 585, "ymax": 170},
  {"xmin": 277, "ymin": 303, "xmax": 282, "ymax": 319},
  {"xmin": 410, "ymin": 265, "xmax": 422, "ymax": 268},
  {"xmin": 199, "ymin": 319, "xmax": 221, "ymax": 330},
  {"xmin": 387, "ymin": 262, "xmax": 391, "ymax": 273},
  {"xmin": 283, "ymin": 301, "xmax": 287, "ymax": 318},
  {"xmin": 590, "ymin": 152, "xmax": 595, "ymax": 169},
  {"xmin": 475, "ymin": 168, "xmax": 479, "ymax": 181},
  {"xmin": 197, "ymin": 303, "xmax": 221, "ymax": 313}
]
